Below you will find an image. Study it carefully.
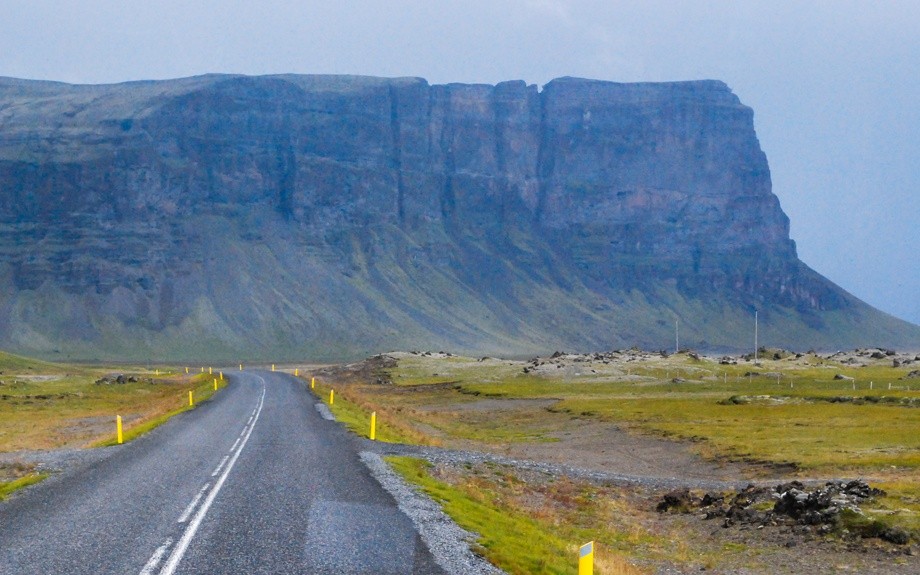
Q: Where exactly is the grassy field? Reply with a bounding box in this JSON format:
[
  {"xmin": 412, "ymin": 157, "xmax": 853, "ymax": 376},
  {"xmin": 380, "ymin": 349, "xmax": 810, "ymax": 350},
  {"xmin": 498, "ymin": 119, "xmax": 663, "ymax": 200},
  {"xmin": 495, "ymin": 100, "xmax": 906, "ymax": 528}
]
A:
[
  {"xmin": 0, "ymin": 350, "xmax": 229, "ymax": 496},
  {"xmin": 309, "ymin": 350, "xmax": 920, "ymax": 572}
]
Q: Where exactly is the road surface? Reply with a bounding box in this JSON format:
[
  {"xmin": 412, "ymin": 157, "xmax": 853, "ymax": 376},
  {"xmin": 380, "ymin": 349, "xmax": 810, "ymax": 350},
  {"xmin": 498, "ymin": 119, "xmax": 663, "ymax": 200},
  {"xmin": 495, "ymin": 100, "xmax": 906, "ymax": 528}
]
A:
[{"xmin": 0, "ymin": 371, "xmax": 445, "ymax": 574}]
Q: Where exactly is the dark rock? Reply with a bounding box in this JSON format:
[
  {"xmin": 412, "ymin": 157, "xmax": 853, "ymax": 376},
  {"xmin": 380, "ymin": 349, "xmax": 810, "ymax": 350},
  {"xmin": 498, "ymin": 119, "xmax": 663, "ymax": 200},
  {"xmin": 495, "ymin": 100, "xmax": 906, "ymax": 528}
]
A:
[
  {"xmin": 880, "ymin": 527, "xmax": 911, "ymax": 545},
  {"xmin": 657, "ymin": 488, "xmax": 697, "ymax": 513}
]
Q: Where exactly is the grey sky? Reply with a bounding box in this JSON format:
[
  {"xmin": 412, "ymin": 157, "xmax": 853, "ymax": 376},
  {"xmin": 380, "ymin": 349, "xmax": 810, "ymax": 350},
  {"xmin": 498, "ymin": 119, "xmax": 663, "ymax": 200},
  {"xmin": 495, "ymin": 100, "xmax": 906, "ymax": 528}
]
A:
[{"xmin": 2, "ymin": 0, "xmax": 918, "ymax": 325}]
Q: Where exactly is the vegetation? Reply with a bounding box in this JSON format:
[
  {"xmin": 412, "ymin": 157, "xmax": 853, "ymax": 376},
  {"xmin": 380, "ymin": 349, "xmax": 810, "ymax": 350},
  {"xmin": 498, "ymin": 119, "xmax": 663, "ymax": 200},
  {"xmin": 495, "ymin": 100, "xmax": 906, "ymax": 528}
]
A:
[
  {"xmin": 1, "ymin": 356, "xmax": 229, "ymax": 456},
  {"xmin": 0, "ymin": 473, "xmax": 48, "ymax": 501},
  {"xmin": 316, "ymin": 350, "xmax": 920, "ymax": 561},
  {"xmin": 387, "ymin": 456, "xmax": 647, "ymax": 574}
]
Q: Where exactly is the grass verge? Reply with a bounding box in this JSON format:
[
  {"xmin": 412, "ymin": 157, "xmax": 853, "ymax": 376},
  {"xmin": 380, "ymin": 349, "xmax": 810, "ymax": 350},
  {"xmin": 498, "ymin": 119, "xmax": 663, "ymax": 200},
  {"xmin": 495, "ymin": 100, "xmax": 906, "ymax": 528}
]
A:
[
  {"xmin": 0, "ymin": 473, "xmax": 49, "ymax": 501},
  {"xmin": 387, "ymin": 455, "xmax": 650, "ymax": 574},
  {"xmin": 92, "ymin": 372, "xmax": 227, "ymax": 447},
  {"xmin": 309, "ymin": 379, "xmax": 433, "ymax": 445}
]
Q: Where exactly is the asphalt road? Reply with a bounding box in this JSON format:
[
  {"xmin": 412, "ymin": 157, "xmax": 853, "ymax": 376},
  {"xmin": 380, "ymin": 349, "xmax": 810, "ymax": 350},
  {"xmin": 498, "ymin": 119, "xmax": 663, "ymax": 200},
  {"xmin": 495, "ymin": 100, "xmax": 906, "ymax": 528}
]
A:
[{"xmin": 0, "ymin": 371, "xmax": 445, "ymax": 574}]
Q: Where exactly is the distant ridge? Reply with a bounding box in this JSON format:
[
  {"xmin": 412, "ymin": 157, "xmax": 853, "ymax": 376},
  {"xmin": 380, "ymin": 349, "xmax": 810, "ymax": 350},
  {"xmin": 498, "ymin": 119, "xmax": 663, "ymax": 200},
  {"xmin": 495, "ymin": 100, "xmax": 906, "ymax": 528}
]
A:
[{"xmin": 0, "ymin": 74, "xmax": 916, "ymax": 360}]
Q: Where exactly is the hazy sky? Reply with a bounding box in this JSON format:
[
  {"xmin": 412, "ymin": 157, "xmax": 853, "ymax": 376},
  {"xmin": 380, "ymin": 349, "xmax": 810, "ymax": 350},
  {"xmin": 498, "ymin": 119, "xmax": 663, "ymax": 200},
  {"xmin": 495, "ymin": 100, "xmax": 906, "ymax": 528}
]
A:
[{"xmin": 2, "ymin": 1, "xmax": 918, "ymax": 325}]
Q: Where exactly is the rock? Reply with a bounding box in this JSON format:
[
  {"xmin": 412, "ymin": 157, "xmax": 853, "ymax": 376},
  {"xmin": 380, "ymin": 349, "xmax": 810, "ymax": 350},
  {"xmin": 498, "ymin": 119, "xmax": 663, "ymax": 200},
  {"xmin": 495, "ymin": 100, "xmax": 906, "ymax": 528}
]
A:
[
  {"xmin": 657, "ymin": 489, "xmax": 697, "ymax": 513},
  {"xmin": 834, "ymin": 374, "xmax": 854, "ymax": 381},
  {"xmin": 880, "ymin": 527, "xmax": 910, "ymax": 545},
  {"xmin": 0, "ymin": 74, "xmax": 918, "ymax": 360}
]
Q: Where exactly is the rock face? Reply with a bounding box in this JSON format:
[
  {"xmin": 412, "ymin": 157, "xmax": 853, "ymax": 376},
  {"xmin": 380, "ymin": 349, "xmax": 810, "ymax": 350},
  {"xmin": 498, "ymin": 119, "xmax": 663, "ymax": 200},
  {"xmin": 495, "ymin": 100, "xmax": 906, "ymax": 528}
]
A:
[{"xmin": 0, "ymin": 74, "xmax": 916, "ymax": 360}]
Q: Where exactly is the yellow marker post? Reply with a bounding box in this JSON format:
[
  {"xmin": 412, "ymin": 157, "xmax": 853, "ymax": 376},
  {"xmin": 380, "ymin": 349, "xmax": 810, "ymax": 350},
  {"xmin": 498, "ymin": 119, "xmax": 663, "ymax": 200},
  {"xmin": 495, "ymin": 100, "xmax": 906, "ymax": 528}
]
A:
[
  {"xmin": 201, "ymin": 367, "xmax": 204, "ymax": 373},
  {"xmin": 311, "ymin": 377, "xmax": 315, "ymax": 390},
  {"xmin": 209, "ymin": 367, "xmax": 213, "ymax": 375},
  {"xmin": 239, "ymin": 364, "xmax": 243, "ymax": 371},
  {"xmin": 116, "ymin": 415, "xmax": 123, "ymax": 444},
  {"xmin": 329, "ymin": 389, "xmax": 334, "ymax": 406},
  {"xmin": 156, "ymin": 369, "xmax": 160, "ymax": 376},
  {"xmin": 370, "ymin": 411, "xmax": 377, "ymax": 441},
  {"xmin": 214, "ymin": 378, "xmax": 218, "ymax": 391},
  {"xmin": 189, "ymin": 390, "xmax": 194, "ymax": 407},
  {"xmin": 185, "ymin": 367, "xmax": 189, "ymax": 374},
  {"xmin": 295, "ymin": 368, "xmax": 299, "ymax": 377},
  {"xmin": 578, "ymin": 541, "xmax": 594, "ymax": 575},
  {"xmin": 220, "ymin": 372, "xmax": 223, "ymax": 380},
  {"xmin": 272, "ymin": 364, "xmax": 276, "ymax": 372}
]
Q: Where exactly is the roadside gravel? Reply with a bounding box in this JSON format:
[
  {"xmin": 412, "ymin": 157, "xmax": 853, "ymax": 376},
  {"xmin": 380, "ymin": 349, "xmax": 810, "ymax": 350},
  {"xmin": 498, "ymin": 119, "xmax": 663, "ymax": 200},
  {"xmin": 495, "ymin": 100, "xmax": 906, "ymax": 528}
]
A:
[
  {"xmin": 365, "ymin": 440, "xmax": 770, "ymax": 492},
  {"xmin": 360, "ymin": 451, "xmax": 505, "ymax": 575}
]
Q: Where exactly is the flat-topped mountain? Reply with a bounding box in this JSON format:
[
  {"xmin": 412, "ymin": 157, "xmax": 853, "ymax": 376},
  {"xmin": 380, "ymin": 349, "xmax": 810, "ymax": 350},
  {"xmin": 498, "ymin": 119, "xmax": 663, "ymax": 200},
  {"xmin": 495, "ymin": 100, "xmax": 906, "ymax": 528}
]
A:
[{"xmin": 0, "ymin": 74, "xmax": 916, "ymax": 360}]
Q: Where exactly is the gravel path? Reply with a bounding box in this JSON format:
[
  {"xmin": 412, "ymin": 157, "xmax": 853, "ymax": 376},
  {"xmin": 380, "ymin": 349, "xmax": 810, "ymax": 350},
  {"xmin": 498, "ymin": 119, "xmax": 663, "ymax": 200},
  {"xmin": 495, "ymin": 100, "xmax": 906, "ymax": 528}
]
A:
[{"xmin": 364, "ymin": 440, "xmax": 779, "ymax": 492}]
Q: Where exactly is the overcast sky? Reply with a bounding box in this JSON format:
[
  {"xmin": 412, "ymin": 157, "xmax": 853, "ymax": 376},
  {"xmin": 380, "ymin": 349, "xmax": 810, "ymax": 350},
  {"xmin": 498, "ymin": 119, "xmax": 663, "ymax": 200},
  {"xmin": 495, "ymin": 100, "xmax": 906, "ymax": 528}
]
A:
[{"xmin": 2, "ymin": 1, "xmax": 918, "ymax": 325}]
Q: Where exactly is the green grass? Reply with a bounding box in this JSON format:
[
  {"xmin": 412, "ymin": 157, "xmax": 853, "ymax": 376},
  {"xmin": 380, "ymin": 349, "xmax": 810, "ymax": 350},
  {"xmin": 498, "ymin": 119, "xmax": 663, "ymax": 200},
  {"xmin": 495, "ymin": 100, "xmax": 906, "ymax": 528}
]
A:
[
  {"xmin": 387, "ymin": 456, "xmax": 644, "ymax": 574},
  {"xmin": 333, "ymin": 353, "xmax": 920, "ymax": 544},
  {"xmin": 92, "ymin": 372, "xmax": 227, "ymax": 447},
  {"xmin": 0, "ymin": 473, "xmax": 48, "ymax": 501},
  {"xmin": 0, "ymin": 360, "xmax": 226, "ymax": 452},
  {"xmin": 308, "ymin": 379, "xmax": 423, "ymax": 444}
]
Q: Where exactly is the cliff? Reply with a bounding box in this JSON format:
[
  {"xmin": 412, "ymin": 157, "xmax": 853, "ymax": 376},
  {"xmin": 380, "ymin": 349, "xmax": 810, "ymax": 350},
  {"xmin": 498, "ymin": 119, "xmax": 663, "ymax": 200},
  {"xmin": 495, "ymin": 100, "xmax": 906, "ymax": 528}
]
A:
[{"xmin": 0, "ymin": 74, "xmax": 915, "ymax": 360}]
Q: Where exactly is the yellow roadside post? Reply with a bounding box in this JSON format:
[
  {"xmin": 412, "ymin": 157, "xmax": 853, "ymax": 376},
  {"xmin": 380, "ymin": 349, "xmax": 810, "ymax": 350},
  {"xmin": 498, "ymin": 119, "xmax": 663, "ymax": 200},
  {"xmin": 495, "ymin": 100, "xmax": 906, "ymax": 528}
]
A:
[
  {"xmin": 201, "ymin": 367, "xmax": 204, "ymax": 373},
  {"xmin": 272, "ymin": 364, "xmax": 276, "ymax": 372},
  {"xmin": 156, "ymin": 369, "xmax": 159, "ymax": 376},
  {"xmin": 295, "ymin": 368, "xmax": 299, "ymax": 377},
  {"xmin": 329, "ymin": 389, "xmax": 334, "ymax": 405},
  {"xmin": 189, "ymin": 390, "xmax": 194, "ymax": 407},
  {"xmin": 239, "ymin": 363, "xmax": 243, "ymax": 371},
  {"xmin": 220, "ymin": 372, "xmax": 224, "ymax": 380},
  {"xmin": 370, "ymin": 411, "xmax": 377, "ymax": 440},
  {"xmin": 209, "ymin": 367, "xmax": 213, "ymax": 375},
  {"xmin": 578, "ymin": 541, "xmax": 594, "ymax": 575},
  {"xmin": 185, "ymin": 367, "xmax": 189, "ymax": 374},
  {"xmin": 116, "ymin": 415, "xmax": 123, "ymax": 444},
  {"xmin": 214, "ymin": 378, "xmax": 218, "ymax": 391},
  {"xmin": 311, "ymin": 377, "xmax": 315, "ymax": 390}
]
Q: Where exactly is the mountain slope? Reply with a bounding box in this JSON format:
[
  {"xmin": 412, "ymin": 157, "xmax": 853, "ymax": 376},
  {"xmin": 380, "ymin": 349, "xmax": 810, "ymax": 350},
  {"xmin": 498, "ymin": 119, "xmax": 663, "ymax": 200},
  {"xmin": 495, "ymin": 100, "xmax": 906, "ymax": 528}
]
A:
[{"xmin": 0, "ymin": 74, "xmax": 916, "ymax": 360}]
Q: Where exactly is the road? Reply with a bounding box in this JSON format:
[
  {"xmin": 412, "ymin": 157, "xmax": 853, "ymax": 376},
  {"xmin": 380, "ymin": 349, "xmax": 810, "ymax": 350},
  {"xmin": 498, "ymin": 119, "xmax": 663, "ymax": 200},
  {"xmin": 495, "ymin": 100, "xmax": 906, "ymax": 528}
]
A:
[{"xmin": 0, "ymin": 371, "xmax": 446, "ymax": 574}]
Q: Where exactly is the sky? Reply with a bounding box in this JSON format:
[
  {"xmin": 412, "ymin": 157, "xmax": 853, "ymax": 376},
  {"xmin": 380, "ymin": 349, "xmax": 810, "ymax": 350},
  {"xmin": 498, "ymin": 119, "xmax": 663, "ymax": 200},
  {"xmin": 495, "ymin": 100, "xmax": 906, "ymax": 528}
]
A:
[{"xmin": 2, "ymin": 1, "xmax": 918, "ymax": 325}]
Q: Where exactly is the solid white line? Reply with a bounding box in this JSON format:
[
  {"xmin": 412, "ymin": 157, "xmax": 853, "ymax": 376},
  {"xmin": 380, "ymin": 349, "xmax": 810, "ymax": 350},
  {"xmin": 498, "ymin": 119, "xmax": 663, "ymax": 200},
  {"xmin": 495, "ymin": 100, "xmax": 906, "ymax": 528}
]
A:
[
  {"xmin": 139, "ymin": 538, "xmax": 173, "ymax": 575},
  {"xmin": 157, "ymin": 382, "xmax": 266, "ymax": 575},
  {"xmin": 177, "ymin": 483, "xmax": 210, "ymax": 523},
  {"xmin": 210, "ymin": 455, "xmax": 230, "ymax": 477}
]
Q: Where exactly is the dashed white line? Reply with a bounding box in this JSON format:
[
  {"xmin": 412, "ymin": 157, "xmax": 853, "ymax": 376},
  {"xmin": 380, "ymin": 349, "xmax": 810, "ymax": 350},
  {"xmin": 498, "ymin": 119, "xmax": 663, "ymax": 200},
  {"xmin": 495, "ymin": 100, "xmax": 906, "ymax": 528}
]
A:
[
  {"xmin": 139, "ymin": 538, "xmax": 173, "ymax": 575},
  {"xmin": 157, "ymin": 383, "xmax": 266, "ymax": 575},
  {"xmin": 210, "ymin": 455, "xmax": 229, "ymax": 477},
  {"xmin": 177, "ymin": 483, "xmax": 210, "ymax": 523},
  {"xmin": 137, "ymin": 376, "xmax": 267, "ymax": 575}
]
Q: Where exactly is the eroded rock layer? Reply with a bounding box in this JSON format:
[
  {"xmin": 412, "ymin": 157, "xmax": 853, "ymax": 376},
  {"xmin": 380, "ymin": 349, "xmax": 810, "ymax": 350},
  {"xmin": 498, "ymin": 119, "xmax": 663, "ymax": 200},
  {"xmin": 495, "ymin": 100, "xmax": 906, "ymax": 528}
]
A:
[{"xmin": 0, "ymin": 74, "xmax": 915, "ymax": 360}]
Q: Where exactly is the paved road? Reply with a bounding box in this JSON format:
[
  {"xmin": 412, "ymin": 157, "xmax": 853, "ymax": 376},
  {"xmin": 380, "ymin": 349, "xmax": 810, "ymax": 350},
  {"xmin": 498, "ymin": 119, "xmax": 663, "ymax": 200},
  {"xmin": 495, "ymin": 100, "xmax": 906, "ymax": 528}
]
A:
[{"xmin": 0, "ymin": 371, "xmax": 445, "ymax": 574}]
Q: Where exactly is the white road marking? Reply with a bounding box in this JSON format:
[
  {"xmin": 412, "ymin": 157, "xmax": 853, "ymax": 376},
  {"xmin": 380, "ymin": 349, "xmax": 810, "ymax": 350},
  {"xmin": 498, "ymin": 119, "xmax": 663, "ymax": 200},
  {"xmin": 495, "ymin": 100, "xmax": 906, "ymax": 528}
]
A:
[
  {"xmin": 229, "ymin": 436, "xmax": 241, "ymax": 451},
  {"xmin": 247, "ymin": 415, "xmax": 253, "ymax": 425},
  {"xmin": 139, "ymin": 538, "xmax": 173, "ymax": 575},
  {"xmin": 157, "ymin": 381, "xmax": 266, "ymax": 575},
  {"xmin": 177, "ymin": 483, "xmax": 210, "ymax": 523},
  {"xmin": 210, "ymin": 455, "xmax": 229, "ymax": 477}
]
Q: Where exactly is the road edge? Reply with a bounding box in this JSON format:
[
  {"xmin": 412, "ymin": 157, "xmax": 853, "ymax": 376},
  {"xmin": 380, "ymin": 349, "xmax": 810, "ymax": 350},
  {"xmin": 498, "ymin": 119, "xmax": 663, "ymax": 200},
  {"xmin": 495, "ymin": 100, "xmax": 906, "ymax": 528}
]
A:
[{"xmin": 359, "ymin": 451, "xmax": 505, "ymax": 575}]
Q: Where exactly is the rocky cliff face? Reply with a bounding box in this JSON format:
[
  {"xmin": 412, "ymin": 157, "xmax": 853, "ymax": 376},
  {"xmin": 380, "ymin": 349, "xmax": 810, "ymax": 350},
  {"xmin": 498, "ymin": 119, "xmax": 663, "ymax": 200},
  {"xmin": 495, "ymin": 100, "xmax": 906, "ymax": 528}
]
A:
[{"xmin": 0, "ymin": 74, "xmax": 915, "ymax": 360}]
